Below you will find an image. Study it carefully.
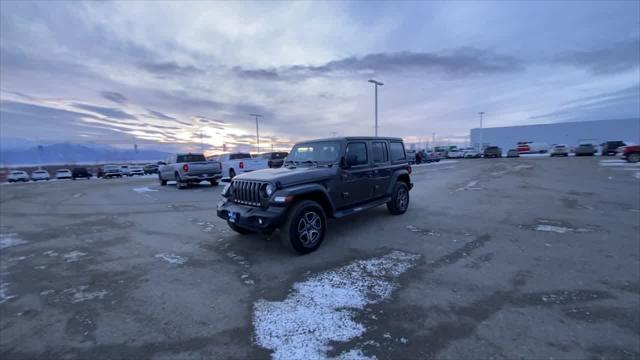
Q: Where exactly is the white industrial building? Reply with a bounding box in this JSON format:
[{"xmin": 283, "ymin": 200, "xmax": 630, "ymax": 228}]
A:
[{"xmin": 469, "ymin": 118, "xmax": 640, "ymax": 151}]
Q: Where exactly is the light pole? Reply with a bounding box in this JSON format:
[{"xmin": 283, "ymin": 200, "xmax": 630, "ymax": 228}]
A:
[
  {"xmin": 368, "ymin": 79, "xmax": 383, "ymax": 136},
  {"xmin": 478, "ymin": 112, "xmax": 484, "ymax": 151},
  {"xmin": 249, "ymin": 114, "xmax": 263, "ymax": 153}
]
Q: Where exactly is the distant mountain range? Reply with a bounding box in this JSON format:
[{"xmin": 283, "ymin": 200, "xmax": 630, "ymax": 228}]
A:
[{"xmin": 0, "ymin": 143, "xmax": 169, "ymax": 166}]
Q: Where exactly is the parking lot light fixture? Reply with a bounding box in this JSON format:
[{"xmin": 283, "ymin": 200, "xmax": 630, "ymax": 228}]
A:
[
  {"xmin": 368, "ymin": 79, "xmax": 384, "ymax": 136},
  {"xmin": 250, "ymin": 114, "xmax": 263, "ymax": 153}
]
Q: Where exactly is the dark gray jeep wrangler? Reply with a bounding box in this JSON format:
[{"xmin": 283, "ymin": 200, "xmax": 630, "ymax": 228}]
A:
[{"xmin": 217, "ymin": 137, "xmax": 413, "ymax": 254}]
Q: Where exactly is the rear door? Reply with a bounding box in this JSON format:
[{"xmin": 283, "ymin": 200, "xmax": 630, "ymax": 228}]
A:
[
  {"xmin": 339, "ymin": 141, "xmax": 372, "ymax": 207},
  {"xmin": 370, "ymin": 140, "xmax": 391, "ymax": 199}
]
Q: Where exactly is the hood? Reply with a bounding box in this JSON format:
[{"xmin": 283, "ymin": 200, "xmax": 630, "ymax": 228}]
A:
[{"xmin": 234, "ymin": 166, "xmax": 338, "ymax": 187}]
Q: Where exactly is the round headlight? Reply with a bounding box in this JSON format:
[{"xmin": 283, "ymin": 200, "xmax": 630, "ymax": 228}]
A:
[{"xmin": 264, "ymin": 183, "xmax": 275, "ymax": 197}]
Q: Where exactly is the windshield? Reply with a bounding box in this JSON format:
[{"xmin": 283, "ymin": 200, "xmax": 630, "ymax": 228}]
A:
[{"xmin": 287, "ymin": 141, "xmax": 341, "ymax": 163}]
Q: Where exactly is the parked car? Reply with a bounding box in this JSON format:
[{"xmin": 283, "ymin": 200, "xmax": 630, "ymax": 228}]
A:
[
  {"xmin": 72, "ymin": 167, "xmax": 91, "ymax": 179},
  {"xmin": 462, "ymin": 148, "xmax": 481, "ymax": 158},
  {"xmin": 103, "ymin": 165, "xmax": 123, "ymax": 178},
  {"xmin": 433, "ymin": 146, "xmax": 449, "ymax": 159},
  {"xmin": 217, "ymin": 137, "xmax": 412, "ymax": 254},
  {"xmin": 447, "ymin": 149, "xmax": 465, "ymax": 159},
  {"xmin": 129, "ymin": 166, "xmax": 145, "ymax": 176},
  {"xmin": 119, "ymin": 165, "xmax": 130, "ymax": 176},
  {"xmin": 158, "ymin": 153, "xmax": 223, "ymax": 189},
  {"xmin": 517, "ymin": 141, "xmax": 549, "ymax": 154},
  {"xmin": 8, "ymin": 170, "xmax": 29, "ymax": 182},
  {"xmin": 143, "ymin": 164, "xmax": 159, "ymax": 174},
  {"xmin": 55, "ymin": 169, "xmax": 72, "ymax": 179},
  {"xmin": 261, "ymin": 152, "xmax": 289, "ymax": 168},
  {"xmin": 550, "ymin": 144, "xmax": 569, "ymax": 157},
  {"xmin": 484, "ymin": 146, "xmax": 502, "ymax": 158},
  {"xmin": 507, "ymin": 149, "xmax": 519, "ymax": 158},
  {"xmin": 601, "ymin": 141, "xmax": 626, "ymax": 156},
  {"xmin": 619, "ymin": 145, "xmax": 640, "ymax": 163},
  {"xmin": 575, "ymin": 143, "xmax": 597, "ymax": 156},
  {"xmin": 426, "ymin": 151, "xmax": 441, "ymax": 162},
  {"xmin": 31, "ymin": 170, "xmax": 50, "ymax": 181},
  {"xmin": 405, "ymin": 149, "xmax": 417, "ymax": 164},
  {"xmin": 218, "ymin": 152, "xmax": 269, "ymax": 179}
]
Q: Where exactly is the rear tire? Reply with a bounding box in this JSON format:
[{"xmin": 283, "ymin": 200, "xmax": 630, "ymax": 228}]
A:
[
  {"xmin": 210, "ymin": 180, "xmax": 219, "ymax": 186},
  {"xmin": 280, "ymin": 200, "xmax": 326, "ymax": 254},
  {"xmin": 175, "ymin": 173, "xmax": 185, "ymax": 189},
  {"xmin": 227, "ymin": 221, "xmax": 253, "ymax": 234},
  {"xmin": 628, "ymin": 153, "xmax": 640, "ymax": 163},
  {"xmin": 159, "ymin": 175, "xmax": 167, "ymax": 186},
  {"xmin": 387, "ymin": 182, "xmax": 410, "ymax": 215}
]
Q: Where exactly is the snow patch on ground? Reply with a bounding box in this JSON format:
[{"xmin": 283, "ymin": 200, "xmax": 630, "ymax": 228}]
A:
[
  {"xmin": 133, "ymin": 186, "xmax": 158, "ymax": 193},
  {"xmin": 534, "ymin": 224, "xmax": 592, "ymax": 234},
  {"xmin": 413, "ymin": 160, "xmax": 458, "ymax": 167},
  {"xmin": 253, "ymin": 251, "xmax": 420, "ymax": 360},
  {"xmin": 72, "ymin": 193, "xmax": 83, "ymax": 198},
  {"xmin": 63, "ymin": 250, "xmax": 88, "ymax": 262},
  {"xmin": 0, "ymin": 233, "xmax": 28, "ymax": 249},
  {"xmin": 155, "ymin": 253, "xmax": 187, "ymax": 265},
  {"xmin": 63, "ymin": 286, "xmax": 108, "ymax": 303}
]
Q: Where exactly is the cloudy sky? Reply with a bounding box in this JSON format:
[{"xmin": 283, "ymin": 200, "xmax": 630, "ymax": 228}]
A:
[{"xmin": 1, "ymin": 1, "xmax": 638, "ymax": 153}]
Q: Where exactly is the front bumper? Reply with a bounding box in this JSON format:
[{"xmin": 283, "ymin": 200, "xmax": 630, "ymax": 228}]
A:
[{"xmin": 217, "ymin": 200, "xmax": 287, "ymax": 232}]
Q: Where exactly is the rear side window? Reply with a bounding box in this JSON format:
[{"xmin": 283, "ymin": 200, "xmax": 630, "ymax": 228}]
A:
[
  {"xmin": 229, "ymin": 153, "xmax": 251, "ymax": 160},
  {"xmin": 389, "ymin": 142, "xmax": 406, "ymax": 161},
  {"xmin": 177, "ymin": 154, "xmax": 206, "ymax": 162},
  {"xmin": 372, "ymin": 142, "xmax": 388, "ymax": 163},
  {"xmin": 346, "ymin": 142, "xmax": 368, "ymax": 166}
]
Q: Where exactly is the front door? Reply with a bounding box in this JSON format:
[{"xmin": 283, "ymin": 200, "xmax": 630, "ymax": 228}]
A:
[{"xmin": 338, "ymin": 142, "xmax": 372, "ymax": 208}]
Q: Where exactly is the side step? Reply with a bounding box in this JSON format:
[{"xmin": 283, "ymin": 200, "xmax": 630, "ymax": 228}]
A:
[{"xmin": 333, "ymin": 197, "xmax": 391, "ymax": 219}]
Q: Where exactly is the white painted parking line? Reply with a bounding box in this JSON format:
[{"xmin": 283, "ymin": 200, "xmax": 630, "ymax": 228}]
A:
[{"xmin": 253, "ymin": 251, "xmax": 420, "ymax": 360}]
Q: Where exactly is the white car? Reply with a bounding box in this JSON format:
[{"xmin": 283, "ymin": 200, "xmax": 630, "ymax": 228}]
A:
[
  {"xmin": 128, "ymin": 166, "xmax": 144, "ymax": 176},
  {"xmin": 8, "ymin": 170, "xmax": 29, "ymax": 183},
  {"xmin": 462, "ymin": 148, "xmax": 481, "ymax": 158},
  {"xmin": 447, "ymin": 149, "xmax": 465, "ymax": 158},
  {"xmin": 550, "ymin": 144, "xmax": 569, "ymax": 157},
  {"xmin": 120, "ymin": 165, "xmax": 131, "ymax": 176},
  {"xmin": 31, "ymin": 170, "xmax": 50, "ymax": 181},
  {"xmin": 218, "ymin": 153, "xmax": 269, "ymax": 179},
  {"xmin": 56, "ymin": 169, "xmax": 72, "ymax": 179}
]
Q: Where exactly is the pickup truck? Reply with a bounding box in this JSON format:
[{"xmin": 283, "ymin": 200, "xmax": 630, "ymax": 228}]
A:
[
  {"xmin": 217, "ymin": 153, "xmax": 269, "ymax": 179},
  {"xmin": 158, "ymin": 153, "xmax": 223, "ymax": 189}
]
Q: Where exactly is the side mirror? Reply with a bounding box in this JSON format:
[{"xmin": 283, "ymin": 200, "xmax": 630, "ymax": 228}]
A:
[{"xmin": 340, "ymin": 156, "xmax": 350, "ymax": 169}]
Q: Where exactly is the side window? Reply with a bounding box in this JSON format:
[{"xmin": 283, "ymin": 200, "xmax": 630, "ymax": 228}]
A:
[
  {"xmin": 389, "ymin": 142, "xmax": 406, "ymax": 162},
  {"xmin": 345, "ymin": 142, "xmax": 368, "ymax": 166},
  {"xmin": 372, "ymin": 142, "xmax": 388, "ymax": 163}
]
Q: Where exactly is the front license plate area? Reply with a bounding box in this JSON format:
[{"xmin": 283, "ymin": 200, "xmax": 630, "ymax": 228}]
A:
[{"xmin": 228, "ymin": 211, "xmax": 237, "ymax": 222}]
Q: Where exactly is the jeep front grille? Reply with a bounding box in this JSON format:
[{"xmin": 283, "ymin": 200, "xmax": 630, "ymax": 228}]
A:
[{"xmin": 231, "ymin": 180, "xmax": 263, "ymax": 206}]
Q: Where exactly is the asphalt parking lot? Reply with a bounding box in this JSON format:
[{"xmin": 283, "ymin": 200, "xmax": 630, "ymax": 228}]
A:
[{"xmin": 1, "ymin": 157, "xmax": 639, "ymax": 359}]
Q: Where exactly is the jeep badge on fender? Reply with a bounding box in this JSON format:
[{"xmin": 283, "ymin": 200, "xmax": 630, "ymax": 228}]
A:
[{"xmin": 217, "ymin": 137, "xmax": 413, "ymax": 254}]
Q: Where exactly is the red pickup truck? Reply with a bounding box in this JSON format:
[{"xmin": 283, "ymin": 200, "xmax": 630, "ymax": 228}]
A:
[{"xmin": 619, "ymin": 145, "xmax": 640, "ymax": 163}]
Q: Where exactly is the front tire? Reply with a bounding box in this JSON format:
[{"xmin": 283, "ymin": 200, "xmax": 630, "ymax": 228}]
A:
[
  {"xmin": 210, "ymin": 180, "xmax": 219, "ymax": 186},
  {"xmin": 227, "ymin": 221, "xmax": 253, "ymax": 234},
  {"xmin": 229, "ymin": 168, "xmax": 236, "ymax": 179},
  {"xmin": 387, "ymin": 181, "xmax": 410, "ymax": 215},
  {"xmin": 628, "ymin": 153, "xmax": 640, "ymax": 163},
  {"xmin": 280, "ymin": 200, "xmax": 326, "ymax": 254},
  {"xmin": 175, "ymin": 173, "xmax": 186, "ymax": 189},
  {"xmin": 159, "ymin": 175, "xmax": 167, "ymax": 186}
]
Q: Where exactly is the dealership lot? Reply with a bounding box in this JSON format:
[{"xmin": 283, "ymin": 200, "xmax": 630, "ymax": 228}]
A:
[{"xmin": 1, "ymin": 157, "xmax": 638, "ymax": 359}]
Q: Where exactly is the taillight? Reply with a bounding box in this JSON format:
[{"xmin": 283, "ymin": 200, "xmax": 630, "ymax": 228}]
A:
[
  {"xmin": 182, "ymin": 164, "xmax": 189, "ymax": 172},
  {"xmin": 239, "ymin": 161, "xmax": 244, "ymax": 169},
  {"xmin": 407, "ymin": 165, "xmax": 412, "ymax": 174}
]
